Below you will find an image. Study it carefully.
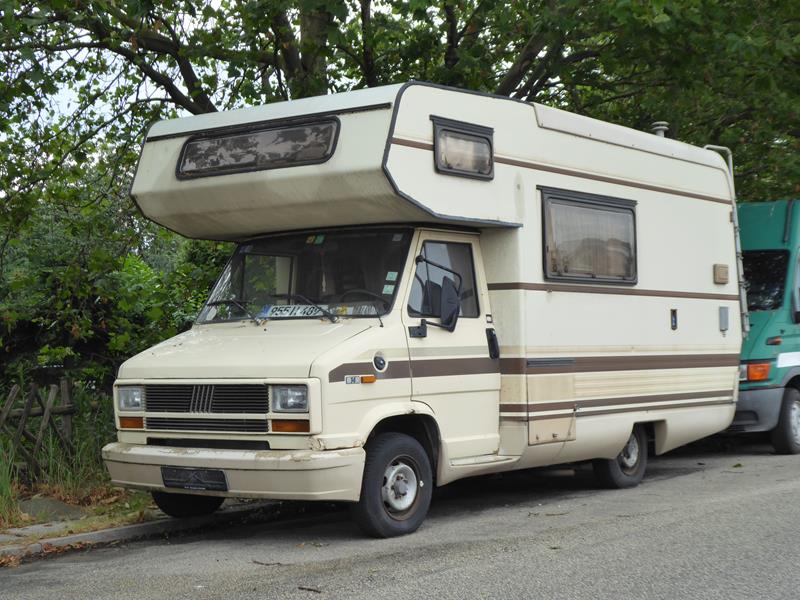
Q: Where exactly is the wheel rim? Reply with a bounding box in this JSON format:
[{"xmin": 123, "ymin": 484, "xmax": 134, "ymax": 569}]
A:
[
  {"xmin": 380, "ymin": 457, "xmax": 420, "ymax": 519},
  {"xmin": 790, "ymin": 400, "xmax": 800, "ymax": 445},
  {"xmin": 618, "ymin": 432, "xmax": 640, "ymax": 474}
]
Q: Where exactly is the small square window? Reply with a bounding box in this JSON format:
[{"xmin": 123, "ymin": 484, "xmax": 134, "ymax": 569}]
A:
[
  {"xmin": 430, "ymin": 116, "xmax": 493, "ymax": 180},
  {"xmin": 408, "ymin": 241, "xmax": 480, "ymax": 318}
]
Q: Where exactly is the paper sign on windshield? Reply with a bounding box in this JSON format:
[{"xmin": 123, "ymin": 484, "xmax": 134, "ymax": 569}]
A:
[{"xmin": 258, "ymin": 304, "xmax": 378, "ymax": 318}]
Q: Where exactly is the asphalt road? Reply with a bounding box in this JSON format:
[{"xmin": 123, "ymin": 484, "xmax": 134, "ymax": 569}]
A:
[{"xmin": 3, "ymin": 435, "xmax": 799, "ymax": 600}]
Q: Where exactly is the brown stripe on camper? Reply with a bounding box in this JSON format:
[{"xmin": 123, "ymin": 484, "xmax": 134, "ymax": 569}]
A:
[
  {"xmin": 390, "ymin": 137, "xmax": 732, "ymax": 205},
  {"xmin": 501, "ymin": 398, "xmax": 734, "ymax": 423},
  {"xmin": 500, "ymin": 390, "xmax": 732, "ymax": 417},
  {"xmin": 566, "ymin": 398, "xmax": 734, "ymax": 418},
  {"xmin": 499, "ymin": 353, "xmax": 740, "ymax": 375},
  {"xmin": 328, "ymin": 357, "xmax": 499, "ymax": 383},
  {"xmin": 487, "ymin": 281, "xmax": 739, "ymax": 301}
]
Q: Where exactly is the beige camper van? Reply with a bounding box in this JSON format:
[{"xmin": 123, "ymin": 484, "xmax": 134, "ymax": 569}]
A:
[{"xmin": 103, "ymin": 82, "xmax": 743, "ymax": 537}]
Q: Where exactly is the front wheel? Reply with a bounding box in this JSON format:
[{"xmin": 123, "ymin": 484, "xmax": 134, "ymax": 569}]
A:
[
  {"xmin": 351, "ymin": 433, "xmax": 433, "ymax": 538},
  {"xmin": 152, "ymin": 491, "xmax": 224, "ymax": 518},
  {"xmin": 771, "ymin": 387, "xmax": 800, "ymax": 455},
  {"xmin": 592, "ymin": 424, "xmax": 648, "ymax": 489}
]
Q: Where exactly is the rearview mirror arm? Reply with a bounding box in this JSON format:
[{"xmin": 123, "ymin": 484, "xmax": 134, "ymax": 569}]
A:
[{"xmin": 414, "ymin": 255, "xmax": 463, "ymax": 292}]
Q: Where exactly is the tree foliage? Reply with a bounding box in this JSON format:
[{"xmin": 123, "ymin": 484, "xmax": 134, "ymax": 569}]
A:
[{"xmin": 1, "ymin": 0, "xmax": 798, "ymax": 386}]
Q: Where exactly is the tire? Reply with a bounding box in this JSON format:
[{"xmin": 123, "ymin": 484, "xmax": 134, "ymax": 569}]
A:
[
  {"xmin": 770, "ymin": 387, "xmax": 800, "ymax": 455},
  {"xmin": 152, "ymin": 491, "xmax": 225, "ymax": 518},
  {"xmin": 351, "ymin": 432, "xmax": 433, "ymax": 538},
  {"xmin": 593, "ymin": 424, "xmax": 648, "ymax": 489}
]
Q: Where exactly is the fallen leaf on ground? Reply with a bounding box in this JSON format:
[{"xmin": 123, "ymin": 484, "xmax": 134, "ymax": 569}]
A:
[{"xmin": 0, "ymin": 554, "xmax": 22, "ymax": 568}]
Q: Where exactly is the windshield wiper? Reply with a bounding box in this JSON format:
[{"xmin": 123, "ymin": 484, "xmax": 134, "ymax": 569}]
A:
[
  {"xmin": 206, "ymin": 299, "xmax": 260, "ymax": 324},
  {"xmin": 287, "ymin": 293, "xmax": 339, "ymax": 323}
]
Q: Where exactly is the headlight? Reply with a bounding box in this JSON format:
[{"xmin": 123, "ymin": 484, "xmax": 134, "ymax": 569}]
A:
[
  {"xmin": 117, "ymin": 386, "xmax": 144, "ymax": 411},
  {"xmin": 739, "ymin": 364, "xmax": 747, "ymax": 381},
  {"xmin": 271, "ymin": 385, "xmax": 308, "ymax": 412}
]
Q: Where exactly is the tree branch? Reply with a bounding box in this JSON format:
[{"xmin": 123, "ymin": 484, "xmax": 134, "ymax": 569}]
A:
[
  {"xmin": 443, "ymin": 3, "xmax": 459, "ymax": 69},
  {"xmin": 271, "ymin": 11, "xmax": 302, "ymax": 81},
  {"xmin": 495, "ymin": 30, "xmax": 550, "ymax": 96},
  {"xmin": 360, "ymin": 0, "xmax": 378, "ymax": 87}
]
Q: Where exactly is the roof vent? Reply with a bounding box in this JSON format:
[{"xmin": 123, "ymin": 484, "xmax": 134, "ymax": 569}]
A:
[{"xmin": 651, "ymin": 121, "xmax": 669, "ymax": 137}]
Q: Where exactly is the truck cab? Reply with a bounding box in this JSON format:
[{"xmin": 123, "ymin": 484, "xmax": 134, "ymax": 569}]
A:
[{"xmin": 734, "ymin": 200, "xmax": 800, "ymax": 453}]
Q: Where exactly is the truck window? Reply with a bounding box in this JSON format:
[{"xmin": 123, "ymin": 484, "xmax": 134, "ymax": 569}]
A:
[
  {"xmin": 742, "ymin": 250, "xmax": 789, "ymax": 311},
  {"xmin": 197, "ymin": 228, "xmax": 411, "ymax": 323},
  {"xmin": 178, "ymin": 119, "xmax": 338, "ymax": 179},
  {"xmin": 542, "ymin": 187, "xmax": 637, "ymax": 283},
  {"xmin": 408, "ymin": 241, "xmax": 479, "ymax": 318},
  {"xmin": 431, "ymin": 116, "xmax": 494, "ymax": 180}
]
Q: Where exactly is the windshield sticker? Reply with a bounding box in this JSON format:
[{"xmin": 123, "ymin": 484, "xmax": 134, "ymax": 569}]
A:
[
  {"xmin": 392, "ymin": 233, "xmax": 403, "ymax": 242},
  {"xmin": 305, "ymin": 235, "xmax": 316, "ymax": 244},
  {"xmin": 262, "ymin": 304, "xmax": 378, "ymax": 318},
  {"xmin": 386, "ymin": 271, "xmax": 398, "ymax": 282},
  {"xmin": 314, "ymin": 234, "xmax": 325, "ymax": 245},
  {"xmin": 382, "ymin": 284, "xmax": 395, "ymax": 295}
]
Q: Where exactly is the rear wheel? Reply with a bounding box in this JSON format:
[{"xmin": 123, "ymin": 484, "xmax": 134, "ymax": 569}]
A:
[
  {"xmin": 771, "ymin": 387, "xmax": 800, "ymax": 455},
  {"xmin": 351, "ymin": 433, "xmax": 433, "ymax": 538},
  {"xmin": 593, "ymin": 424, "xmax": 648, "ymax": 489},
  {"xmin": 152, "ymin": 491, "xmax": 224, "ymax": 518}
]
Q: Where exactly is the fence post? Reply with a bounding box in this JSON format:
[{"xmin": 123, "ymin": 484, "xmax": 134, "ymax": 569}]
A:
[
  {"xmin": 0, "ymin": 385, "xmax": 20, "ymax": 431},
  {"xmin": 59, "ymin": 377, "xmax": 73, "ymax": 446}
]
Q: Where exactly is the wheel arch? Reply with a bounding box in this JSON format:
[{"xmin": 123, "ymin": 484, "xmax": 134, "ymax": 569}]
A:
[{"xmin": 366, "ymin": 412, "xmax": 441, "ymax": 483}]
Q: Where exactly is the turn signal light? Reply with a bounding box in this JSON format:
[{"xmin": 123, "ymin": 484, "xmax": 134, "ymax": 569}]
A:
[
  {"xmin": 119, "ymin": 416, "xmax": 144, "ymax": 429},
  {"xmin": 272, "ymin": 419, "xmax": 310, "ymax": 433},
  {"xmin": 747, "ymin": 363, "xmax": 771, "ymax": 381}
]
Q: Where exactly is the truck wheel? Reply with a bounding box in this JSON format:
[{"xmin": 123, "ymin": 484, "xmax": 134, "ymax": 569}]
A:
[
  {"xmin": 593, "ymin": 424, "xmax": 648, "ymax": 489},
  {"xmin": 152, "ymin": 491, "xmax": 224, "ymax": 518},
  {"xmin": 351, "ymin": 432, "xmax": 433, "ymax": 538},
  {"xmin": 771, "ymin": 388, "xmax": 800, "ymax": 455}
]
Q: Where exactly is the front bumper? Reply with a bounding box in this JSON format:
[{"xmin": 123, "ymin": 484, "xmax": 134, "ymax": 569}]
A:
[
  {"xmin": 728, "ymin": 387, "xmax": 784, "ymax": 433},
  {"xmin": 102, "ymin": 443, "xmax": 365, "ymax": 502}
]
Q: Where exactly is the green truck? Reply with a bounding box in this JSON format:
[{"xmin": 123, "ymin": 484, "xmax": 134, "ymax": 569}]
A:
[{"xmin": 735, "ymin": 200, "xmax": 800, "ymax": 454}]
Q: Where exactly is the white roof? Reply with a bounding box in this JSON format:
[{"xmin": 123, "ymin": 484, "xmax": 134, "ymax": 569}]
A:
[
  {"xmin": 147, "ymin": 84, "xmax": 404, "ymax": 140},
  {"xmin": 131, "ymin": 82, "xmax": 733, "ymax": 240}
]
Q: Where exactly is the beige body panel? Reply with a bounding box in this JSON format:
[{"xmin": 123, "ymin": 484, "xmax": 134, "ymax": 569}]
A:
[{"xmin": 106, "ymin": 82, "xmax": 743, "ymax": 502}]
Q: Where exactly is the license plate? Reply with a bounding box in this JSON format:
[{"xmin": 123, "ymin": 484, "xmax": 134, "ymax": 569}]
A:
[{"xmin": 161, "ymin": 467, "xmax": 228, "ymax": 492}]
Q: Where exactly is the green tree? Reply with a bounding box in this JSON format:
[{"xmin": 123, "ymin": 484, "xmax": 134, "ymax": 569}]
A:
[{"xmin": 1, "ymin": 0, "xmax": 798, "ymax": 385}]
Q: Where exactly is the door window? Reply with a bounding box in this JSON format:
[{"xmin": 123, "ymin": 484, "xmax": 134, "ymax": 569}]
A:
[{"xmin": 408, "ymin": 241, "xmax": 479, "ymax": 318}]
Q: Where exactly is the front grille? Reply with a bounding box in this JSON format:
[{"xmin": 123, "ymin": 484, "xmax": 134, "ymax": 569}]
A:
[
  {"xmin": 145, "ymin": 417, "xmax": 269, "ymax": 433},
  {"xmin": 148, "ymin": 438, "xmax": 270, "ymax": 450},
  {"xmin": 144, "ymin": 384, "xmax": 269, "ymax": 414}
]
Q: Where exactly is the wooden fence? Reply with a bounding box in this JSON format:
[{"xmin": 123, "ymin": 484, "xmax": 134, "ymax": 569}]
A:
[{"xmin": 0, "ymin": 379, "xmax": 75, "ymax": 474}]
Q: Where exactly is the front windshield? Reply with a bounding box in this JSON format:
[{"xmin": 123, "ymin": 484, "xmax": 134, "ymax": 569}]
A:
[
  {"xmin": 742, "ymin": 250, "xmax": 789, "ymax": 311},
  {"xmin": 197, "ymin": 229, "xmax": 412, "ymax": 323}
]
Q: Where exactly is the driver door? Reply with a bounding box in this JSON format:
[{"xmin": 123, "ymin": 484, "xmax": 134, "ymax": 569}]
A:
[{"xmin": 402, "ymin": 231, "xmax": 501, "ymax": 462}]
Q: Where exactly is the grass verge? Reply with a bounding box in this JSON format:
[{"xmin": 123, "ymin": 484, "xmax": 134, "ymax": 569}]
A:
[{"xmin": 0, "ymin": 442, "xmax": 21, "ymax": 528}]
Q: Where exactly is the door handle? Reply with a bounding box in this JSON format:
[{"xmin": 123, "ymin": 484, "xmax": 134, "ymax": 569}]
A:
[{"xmin": 486, "ymin": 328, "xmax": 500, "ymax": 359}]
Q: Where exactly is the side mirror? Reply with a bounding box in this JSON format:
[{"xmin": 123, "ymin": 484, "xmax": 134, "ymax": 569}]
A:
[
  {"xmin": 439, "ymin": 276, "xmax": 460, "ymax": 332},
  {"xmin": 793, "ymin": 288, "xmax": 800, "ymax": 324}
]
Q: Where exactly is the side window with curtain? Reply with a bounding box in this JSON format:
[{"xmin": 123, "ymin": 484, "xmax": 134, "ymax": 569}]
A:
[
  {"xmin": 408, "ymin": 242, "xmax": 479, "ymax": 318},
  {"xmin": 542, "ymin": 187, "xmax": 637, "ymax": 283}
]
